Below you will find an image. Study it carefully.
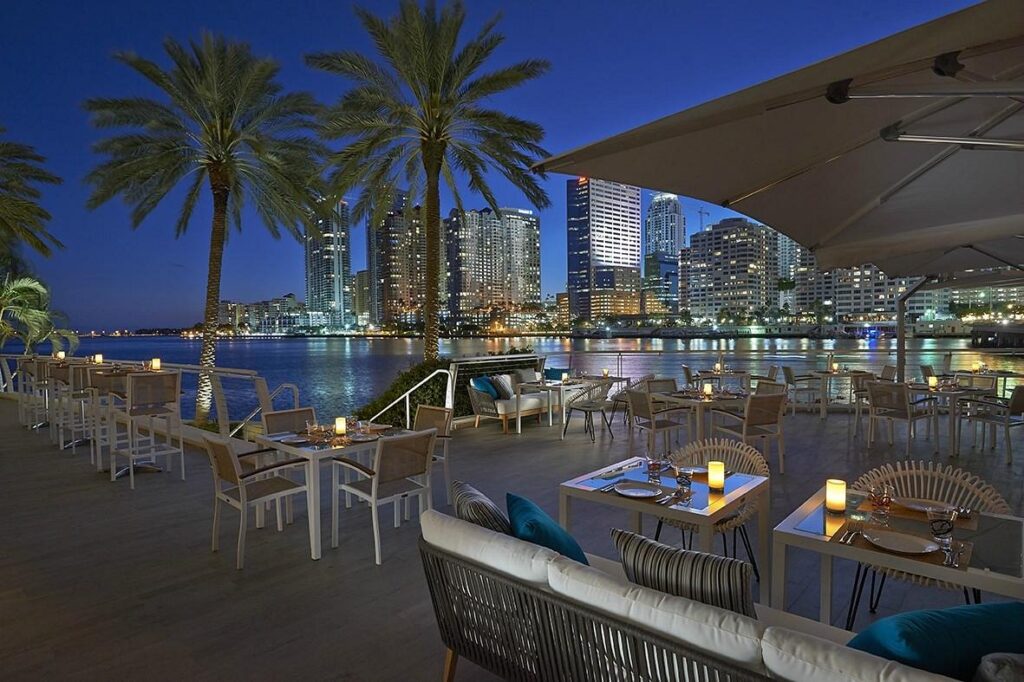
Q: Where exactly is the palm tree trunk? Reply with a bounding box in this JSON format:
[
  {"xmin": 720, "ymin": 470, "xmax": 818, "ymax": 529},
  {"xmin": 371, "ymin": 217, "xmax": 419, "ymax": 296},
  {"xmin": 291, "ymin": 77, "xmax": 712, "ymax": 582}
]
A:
[
  {"xmin": 422, "ymin": 150, "xmax": 442, "ymax": 362},
  {"xmin": 195, "ymin": 181, "xmax": 229, "ymax": 424}
]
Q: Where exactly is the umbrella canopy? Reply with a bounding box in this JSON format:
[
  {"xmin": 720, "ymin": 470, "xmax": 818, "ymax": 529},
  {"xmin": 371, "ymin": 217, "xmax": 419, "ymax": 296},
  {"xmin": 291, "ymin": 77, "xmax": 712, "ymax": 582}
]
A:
[{"xmin": 536, "ymin": 0, "xmax": 1024, "ymax": 278}]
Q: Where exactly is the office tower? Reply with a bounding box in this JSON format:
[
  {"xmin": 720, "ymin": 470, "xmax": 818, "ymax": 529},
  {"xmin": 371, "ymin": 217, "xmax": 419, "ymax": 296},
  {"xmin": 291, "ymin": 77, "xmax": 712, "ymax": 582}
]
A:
[
  {"xmin": 644, "ymin": 192, "xmax": 684, "ymax": 255},
  {"xmin": 776, "ymin": 233, "xmax": 806, "ymax": 311},
  {"xmin": 305, "ymin": 199, "xmax": 353, "ymax": 328},
  {"xmin": 556, "ymin": 292, "xmax": 570, "ymax": 328},
  {"xmin": 688, "ymin": 218, "xmax": 778, "ymax": 320},
  {"xmin": 566, "ymin": 178, "xmax": 642, "ymax": 320},
  {"xmin": 446, "ymin": 207, "xmax": 541, "ymax": 323},
  {"xmin": 641, "ymin": 251, "xmax": 679, "ymax": 315},
  {"xmin": 677, "ymin": 247, "xmax": 691, "ymax": 314},
  {"xmin": 353, "ymin": 269, "xmax": 371, "ymax": 326}
]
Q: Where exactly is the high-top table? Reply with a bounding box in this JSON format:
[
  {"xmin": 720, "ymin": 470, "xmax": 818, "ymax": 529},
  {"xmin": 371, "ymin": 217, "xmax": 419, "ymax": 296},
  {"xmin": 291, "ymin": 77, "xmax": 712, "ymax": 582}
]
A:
[{"xmin": 560, "ymin": 456, "xmax": 771, "ymax": 604}]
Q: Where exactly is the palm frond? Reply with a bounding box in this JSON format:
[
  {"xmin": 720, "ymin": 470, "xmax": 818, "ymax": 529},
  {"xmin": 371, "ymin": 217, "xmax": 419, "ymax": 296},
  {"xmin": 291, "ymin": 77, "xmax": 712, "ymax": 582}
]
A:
[{"xmin": 0, "ymin": 127, "xmax": 63, "ymax": 256}]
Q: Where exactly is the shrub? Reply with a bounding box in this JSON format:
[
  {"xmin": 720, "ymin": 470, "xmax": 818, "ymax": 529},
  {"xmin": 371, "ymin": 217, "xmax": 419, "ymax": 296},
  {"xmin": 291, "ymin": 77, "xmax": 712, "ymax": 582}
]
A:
[{"xmin": 355, "ymin": 357, "xmax": 452, "ymax": 425}]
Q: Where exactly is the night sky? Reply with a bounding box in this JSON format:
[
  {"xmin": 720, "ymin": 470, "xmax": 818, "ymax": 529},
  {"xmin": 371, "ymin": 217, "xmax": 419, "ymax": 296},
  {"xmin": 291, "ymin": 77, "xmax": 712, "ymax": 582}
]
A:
[{"xmin": 1, "ymin": 0, "xmax": 974, "ymax": 330}]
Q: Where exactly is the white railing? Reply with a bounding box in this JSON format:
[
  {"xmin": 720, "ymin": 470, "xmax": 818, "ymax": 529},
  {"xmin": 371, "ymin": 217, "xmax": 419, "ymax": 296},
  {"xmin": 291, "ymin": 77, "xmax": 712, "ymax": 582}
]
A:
[
  {"xmin": 229, "ymin": 382, "xmax": 300, "ymax": 438},
  {"xmin": 368, "ymin": 368, "xmax": 453, "ymax": 428}
]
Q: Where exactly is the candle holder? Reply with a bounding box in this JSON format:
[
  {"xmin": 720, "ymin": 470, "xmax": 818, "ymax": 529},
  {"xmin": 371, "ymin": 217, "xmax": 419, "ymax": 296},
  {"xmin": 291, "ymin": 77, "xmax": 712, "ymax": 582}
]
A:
[
  {"xmin": 702, "ymin": 382, "xmax": 714, "ymax": 399},
  {"xmin": 707, "ymin": 461, "xmax": 725, "ymax": 491},
  {"xmin": 602, "ymin": 368, "xmax": 610, "ymax": 378},
  {"xmin": 825, "ymin": 479, "xmax": 847, "ymax": 514},
  {"xmin": 335, "ymin": 416, "xmax": 347, "ymax": 436},
  {"xmin": 561, "ymin": 372, "xmax": 570, "ymax": 383},
  {"xmin": 55, "ymin": 351, "xmax": 66, "ymax": 361},
  {"xmin": 93, "ymin": 354, "xmax": 103, "ymax": 365},
  {"xmin": 927, "ymin": 376, "xmax": 938, "ymax": 389},
  {"xmin": 151, "ymin": 358, "xmax": 161, "ymax": 371}
]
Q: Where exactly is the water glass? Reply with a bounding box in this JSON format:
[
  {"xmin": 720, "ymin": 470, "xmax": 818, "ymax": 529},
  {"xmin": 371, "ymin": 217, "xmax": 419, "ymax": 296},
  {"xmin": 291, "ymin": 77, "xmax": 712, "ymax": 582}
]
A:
[
  {"xmin": 646, "ymin": 457, "xmax": 663, "ymax": 483},
  {"xmin": 674, "ymin": 466, "xmax": 692, "ymax": 492},
  {"xmin": 868, "ymin": 484, "xmax": 894, "ymax": 525},
  {"xmin": 926, "ymin": 507, "xmax": 958, "ymax": 549}
]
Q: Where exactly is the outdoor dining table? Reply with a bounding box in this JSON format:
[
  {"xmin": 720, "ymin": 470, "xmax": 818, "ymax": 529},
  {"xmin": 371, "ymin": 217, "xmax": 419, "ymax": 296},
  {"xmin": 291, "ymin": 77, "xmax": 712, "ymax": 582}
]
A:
[
  {"xmin": 650, "ymin": 390, "xmax": 747, "ymax": 440},
  {"xmin": 560, "ymin": 456, "xmax": 771, "ymax": 604},
  {"xmin": 772, "ymin": 486, "xmax": 1024, "ymax": 624},
  {"xmin": 810, "ymin": 369, "xmax": 861, "ymax": 419},
  {"xmin": 255, "ymin": 429, "xmax": 405, "ymax": 560},
  {"xmin": 697, "ymin": 369, "xmax": 751, "ymax": 391},
  {"xmin": 514, "ymin": 378, "xmax": 597, "ymax": 434},
  {"xmin": 908, "ymin": 383, "xmax": 993, "ymax": 458}
]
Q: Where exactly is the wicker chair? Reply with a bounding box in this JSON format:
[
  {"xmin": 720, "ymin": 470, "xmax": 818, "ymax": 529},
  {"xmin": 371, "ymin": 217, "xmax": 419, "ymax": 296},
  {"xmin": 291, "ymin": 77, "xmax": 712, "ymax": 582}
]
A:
[
  {"xmin": 710, "ymin": 393, "xmax": 787, "ymax": 473},
  {"xmin": 609, "ymin": 373, "xmax": 654, "ymax": 424},
  {"xmin": 845, "ymin": 461, "xmax": 1011, "ymax": 630},
  {"xmin": 865, "ymin": 381, "xmax": 937, "ymax": 456},
  {"xmin": 562, "ymin": 379, "xmax": 615, "ymax": 442},
  {"xmin": 656, "ymin": 439, "xmax": 770, "ymax": 580}
]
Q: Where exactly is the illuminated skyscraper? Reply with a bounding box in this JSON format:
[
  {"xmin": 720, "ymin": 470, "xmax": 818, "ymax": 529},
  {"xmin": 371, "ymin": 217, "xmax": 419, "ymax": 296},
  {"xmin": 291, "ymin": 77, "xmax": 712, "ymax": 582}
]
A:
[
  {"xmin": 644, "ymin": 192, "xmax": 684, "ymax": 255},
  {"xmin": 304, "ymin": 199, "xmax": 352, "ymax": 328}
]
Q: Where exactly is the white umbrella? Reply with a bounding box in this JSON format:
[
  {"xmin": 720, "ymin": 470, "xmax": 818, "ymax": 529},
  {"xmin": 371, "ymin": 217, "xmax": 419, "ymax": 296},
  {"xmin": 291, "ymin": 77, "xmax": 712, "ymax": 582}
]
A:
[{"xmin": 537, "ymin": 0, "xmax": 1024, "ymax": 277}]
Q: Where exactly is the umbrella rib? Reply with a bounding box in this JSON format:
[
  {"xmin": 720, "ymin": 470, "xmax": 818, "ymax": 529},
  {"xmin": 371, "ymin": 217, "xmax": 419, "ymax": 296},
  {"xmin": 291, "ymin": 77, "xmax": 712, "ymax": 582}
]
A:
[{"xmin": 965, "ymin": 245, "xmax": 1024, "ymax": 273}]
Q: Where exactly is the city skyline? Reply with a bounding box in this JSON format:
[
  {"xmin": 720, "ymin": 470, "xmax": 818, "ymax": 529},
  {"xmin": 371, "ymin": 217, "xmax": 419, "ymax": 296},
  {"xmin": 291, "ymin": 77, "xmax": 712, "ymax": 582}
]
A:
[{"xmin": 1, "ymin": 0, "xmax": 977, "ymax": 329}]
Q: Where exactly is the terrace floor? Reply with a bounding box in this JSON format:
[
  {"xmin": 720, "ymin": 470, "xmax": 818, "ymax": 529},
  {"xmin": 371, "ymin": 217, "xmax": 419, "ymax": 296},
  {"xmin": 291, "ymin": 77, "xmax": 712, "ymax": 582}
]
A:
[{"xmin": 2, "ymin": 398, "xmax": 1022, "ymax": 681}]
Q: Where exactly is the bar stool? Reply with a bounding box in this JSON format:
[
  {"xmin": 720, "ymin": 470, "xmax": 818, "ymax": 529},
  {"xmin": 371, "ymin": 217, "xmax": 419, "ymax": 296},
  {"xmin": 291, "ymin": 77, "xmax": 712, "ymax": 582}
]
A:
[{"xmin": 108, "ymin": 371, "xmax": 185, "ymax": 489}]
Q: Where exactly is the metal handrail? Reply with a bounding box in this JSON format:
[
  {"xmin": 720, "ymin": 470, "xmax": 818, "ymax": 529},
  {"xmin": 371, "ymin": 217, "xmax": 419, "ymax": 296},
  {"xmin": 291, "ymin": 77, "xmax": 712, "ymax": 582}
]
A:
[
  {"xmin": 369, "ymin": 368, "xmax": 453, "ymax": 428},
  {"xmin": 229, "ymin": 382, "xmax": 300, "ymax": 438}
]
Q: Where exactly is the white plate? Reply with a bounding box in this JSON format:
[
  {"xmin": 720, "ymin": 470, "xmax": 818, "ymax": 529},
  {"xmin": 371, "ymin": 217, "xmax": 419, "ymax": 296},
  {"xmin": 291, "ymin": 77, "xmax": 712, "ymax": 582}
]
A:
[
  {"xmin": 281, "ymin": 437, "xmax": 309, "ymax": 446},
  {"xmin": 674, "ymin": 466, "xmax": 707, "ymax": 475},
  {"xmin": 862, "ymin": 530, "xmax": 940, "ymax": 555},
  {"xmin": 349, "ymin": 433, "xmax": 379, "ymax": 443},
  {"xmin": 613, "ymin": 481, "xmax": 662, "ymax": 498},
  {"xmin": 894, "ymin": 497, "xmax": 954, "ymax": 513}
]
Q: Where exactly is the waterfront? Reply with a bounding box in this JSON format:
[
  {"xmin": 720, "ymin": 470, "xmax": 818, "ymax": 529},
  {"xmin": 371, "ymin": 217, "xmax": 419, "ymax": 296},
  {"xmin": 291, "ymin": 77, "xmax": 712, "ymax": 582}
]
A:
[{"xmin": 16, "ymin": 335, "xmax": 1024, "ymax": 420}]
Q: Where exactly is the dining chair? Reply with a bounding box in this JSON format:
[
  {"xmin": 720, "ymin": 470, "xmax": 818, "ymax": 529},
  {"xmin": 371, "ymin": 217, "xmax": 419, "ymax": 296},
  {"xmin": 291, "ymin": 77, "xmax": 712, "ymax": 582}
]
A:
[
  {"xmin": 956, "ymin": 385, "xmax": 1024, "ymax": 463},
  {"xmin": 850, "ymin": 372, "xmax": 876, "ymax": 433},
  {"xmin": 845, "ymin": 461, "xmax": 1010, "ymax": 629},
  {"xmin": 782, "ymin": 366, "xmax": 819, "ymax": 415},
  {"xmin": 681, "ymin": 365, "xmax": 703, "ymax": 388},
  {"xmin": 655, "ymin": 438, "xmax": 770, "ymax": 580},
  {"xmin": 749, "ymin": 365, "xmax": 779, "ymax": 389},
  {"xmin": 202, "ymin": 436, "xmax": 307, "ymax": 569},
  {"xmin": 610, "ymin": 373, "xmax": 654, "ymax": 425},
  {"xmin": 880, "ymin": 365, "xmax": 898, "ymax": 382},
  {"xmin": 754, "ymin": 380, "xmax": 786, "ymax": 396},
  {"xmin": 330, "ymin": 428, "xmax": 438, "ymax": 565},
  {"xmin": 108, "ymin": 371, "xmax": 185, "ymax": 489},
  {"xmin": 919, "ymin": 364, "xmax": 936, "ymax": 380},
  {"xmin": 865, "ymin": 381, "xmax": 937, "ymax": 457},
  {"xmin": 625, "ymin": 389, "xmax": 688, "ymax": 457},
  {"xmin": 413, "ymin": 404, "xmax": 454, "ymax": 504},
  {"xmin": 263, "ymin": 406, "xmax": 317, "ymax": 435},
  {"xmin": 562, "ymin": 379, "xmax": 615, "ymax": 442},
  {"xmin": 710, "ymin": 392, "xmax": 787, "ymax": 473},
  {"xmin": 645, "ymin": 377, "xmax": 678, "ymax": 394}
]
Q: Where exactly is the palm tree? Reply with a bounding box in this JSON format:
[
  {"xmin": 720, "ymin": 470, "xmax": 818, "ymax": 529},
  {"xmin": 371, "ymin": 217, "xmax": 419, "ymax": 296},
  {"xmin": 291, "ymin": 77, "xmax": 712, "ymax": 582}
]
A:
[
  {"xmin": 308, "ymin": 0, "xmax": 551, "ymax": 361},
  {"xmin": 85, "ymin": 34, "xmax": 325, "ymax": 423},
  {"xmin": 0, "ymin": 126, "xmax": 62, "ymax": 256},
  {"xmin": 0, "ymin": 276, "xmax": 77, "ymax": 353}
]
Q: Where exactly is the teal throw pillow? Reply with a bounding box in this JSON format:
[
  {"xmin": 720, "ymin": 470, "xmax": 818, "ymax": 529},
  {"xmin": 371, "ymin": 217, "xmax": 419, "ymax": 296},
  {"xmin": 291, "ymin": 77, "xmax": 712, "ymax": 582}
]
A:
[
  {"xmin": 847, "ymin": 602, "xmax": 1024, "ymax": 681},
  {"xmin": 469, "ymin": 376, "xmax": 499, "ymax": 399},
  {"xmin": 506, "ymin": 493, "xmax": 588, "ymax": 565}
]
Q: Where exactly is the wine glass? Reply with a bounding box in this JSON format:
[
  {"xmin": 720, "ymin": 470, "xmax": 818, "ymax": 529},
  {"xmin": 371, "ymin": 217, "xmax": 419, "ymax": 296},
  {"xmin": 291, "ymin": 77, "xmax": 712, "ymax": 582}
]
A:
[
  {"xmin": 926, "ymin": 507, "xmax": 958, "ymax": 549},
  {"xmin": 868, "ymin": 484, "xmax": 894, "ymax": 525}
]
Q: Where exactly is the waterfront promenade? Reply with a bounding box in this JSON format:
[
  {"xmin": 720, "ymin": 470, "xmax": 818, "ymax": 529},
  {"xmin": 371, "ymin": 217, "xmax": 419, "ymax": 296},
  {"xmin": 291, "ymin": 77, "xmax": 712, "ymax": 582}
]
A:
[{"xmin": 2, "ymin": 396, "xmax": 1022, "ymax": 681}]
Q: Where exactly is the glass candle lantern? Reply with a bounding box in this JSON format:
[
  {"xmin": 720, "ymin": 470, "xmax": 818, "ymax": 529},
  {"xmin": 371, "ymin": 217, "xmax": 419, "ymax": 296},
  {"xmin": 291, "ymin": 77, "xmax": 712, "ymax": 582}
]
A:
[
  {"xmin": 708, "ymin": 461, "xmax": 725, "ymax": 490},
  {"xmin": 972, "ymin": 361, "xmax": 982, "ymax": 372},
  {"xmin": 928, "ymin": 376, "xmax": 938, "ymax": 389},
  {"xmin": 602, "ymin": 368, "xmax": 610, "ymax": 378},
  {"xmin": 55, "ymin": 351, "xmax": 66, "ymax": 361},
  {"xmin": 151, "ymin": 358, "xmax": 161, "ymax": 371},
  {"xmin": 703, "ymin": 382, "xmax": 714, "ymax": 397},
  {"xmin": 335, "ymin": 417, "xmax": 347, "ymax": 435},
  {"xmin": 561, "ymin": 372, "xmax": 569, "ymax": 383},
  {"xmin": 825, "ymin": 479, "xmax": 847, "ymax": 513},
  {"xmin": 832, "ymin": 362, "xmax": 839, "ymax": 372},
  {"xmin": 713, "ymin": 362, "xmax": 721, "ymax": 372},
  {"xmin": 93, "ymin": 354, "xmax": 103, "ymax": 364}
]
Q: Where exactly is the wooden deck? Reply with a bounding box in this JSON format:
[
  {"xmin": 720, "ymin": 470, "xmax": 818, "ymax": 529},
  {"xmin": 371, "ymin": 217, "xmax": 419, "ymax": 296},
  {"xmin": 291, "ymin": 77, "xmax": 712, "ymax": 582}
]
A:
[{"xmin": 1, "ymin": 399, "xmax": 1022, "ymax": 681}]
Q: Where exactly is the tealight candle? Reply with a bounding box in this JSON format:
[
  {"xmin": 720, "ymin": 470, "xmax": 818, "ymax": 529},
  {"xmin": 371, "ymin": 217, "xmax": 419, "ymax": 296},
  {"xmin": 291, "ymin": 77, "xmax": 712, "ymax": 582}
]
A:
[
  {"xmin": 714, "ymin": 362, "xmax": 721, "ymax": 372},
  {"xmin": 93, "ymin": 354, "xmax": 103, "ymax": 365},
  {"xmin": 703, "ymin": 382, "xmax": 714, "ymax": 397},
  {"xmin": 972, "ymin": 362, "xmax": 981, "ymax": 372},
  {"xmin": 708, "ymin": 461, "xmax": 725, "ymax": 491},
  {"xmin": 602, "ymin": 368, "xmax": 610, "ymax": 378},
  {"xmin": 832, "ymin": 362, "xmax": 839, "ymax": 372},
  {"xmin": 335, "ymin": 416, "xmax": 347, "ymax": 435},
  {"xmin": 55, "ymin": 351, "xmax": 65, "ymax": 361},
  {"xmin": 928, "ymin": 376, "xmax": 938, "ymax": 389},
  {"xmin": 561, "ymin": 372, "xmax": 569, "ymax": 383},
  {"xmin": 151, "ymin": 358, "xmax": 161, "ymax": 371},
  {"xmin": 825, "ymin": 479, "xmax": 847, "ymax": 513}
]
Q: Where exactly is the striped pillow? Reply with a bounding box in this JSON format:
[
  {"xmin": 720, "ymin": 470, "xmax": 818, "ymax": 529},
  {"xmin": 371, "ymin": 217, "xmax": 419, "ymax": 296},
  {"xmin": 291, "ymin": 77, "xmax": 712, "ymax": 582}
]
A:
[
  {"xmin": 611, "ymin": 528, "xmax": 755, "ymax": 618},
  {"xmin": 452, "ymin": 481, "xmax": 512, "ymax": 535},
  {"xmin": 490, "ymin": 374, "xmax": 515, "ymax": 399}
]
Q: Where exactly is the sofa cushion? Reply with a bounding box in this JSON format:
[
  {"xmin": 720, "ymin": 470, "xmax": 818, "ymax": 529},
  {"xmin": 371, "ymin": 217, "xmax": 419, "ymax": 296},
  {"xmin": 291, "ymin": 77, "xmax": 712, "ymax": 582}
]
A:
[
  {"xmin": 493, "ymin": 395, "xmax": 548, "ymax": 415},
  {"xmin": 469, "ymin": 376, "xmax": 498, "ymax": 399},
  {"xmin": 507, "ymin": 493, "xmax": 588, "ymax": 565},
  {"xmin": 451, "ymin": 481, "xmax": 512, "ymax": 535},
  {"xmin": 611, "ymin": 528, "xmax": 756, "ymax": 617},
  {"xmin": 491, "ymin": 374, "xmax": 515, "ymax": 399},
  {"xmin": 420, "ymin": 510, "xmax": 557, "ymax": 586},
  {"xmin": 515, "ymin": 368, "xmax": 540, "ymax": 384},
  {"xmin": 753, "ymin": 604, "xmax": 853, "ymax": 646},
  {"xmin": 973, "ymin": 653, "xmax": 1024, "ymax": 682},
  {"xmin": 761, "ymin": 626, "xmax": 952, "ymax": 682},
  {"xmin": 547, "ymin": 556, "xmax": 767, "ymax": 674},
  {"xmin": 847, "ymin": 602, "xmax": 1024, "ymax": 681}
]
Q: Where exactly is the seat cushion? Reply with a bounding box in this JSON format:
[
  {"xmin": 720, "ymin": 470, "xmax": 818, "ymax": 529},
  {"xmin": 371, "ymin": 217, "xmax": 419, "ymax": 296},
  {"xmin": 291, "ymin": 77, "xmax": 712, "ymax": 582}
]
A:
[
  {"xmin": 515, "ymin": 368, "xmax": 540, "ymax": 384},
  {"xmin": 753, "ymin": 604, "xmax": 852, "ymax": 646},
  {"xmin": 762, "ymin": 626, "xmax": 953, "ymax": 682},
  {"xmin": 420, "ymin": 510, "xmax": 557, "ymax": 586},
  {"xmin": 547, "ymin": 557, "xmax": 767, "ymax": 674},
  {"xmin": 469, "ymin": 376, "xmax": 499, "ymax": 399},
  {"xmin": 610, "ymin": 528, "xmax": 756, "ymax": 617},
  {"xmin": 490, "ymin": 374, "xmax": 515, "ymax": 399},
  {"xmin": 451, "ymin": 481, "xmax": 512, "ymax": 535},
  {"xmin": 507, "ymin": 493, "xmax": 588, "ymax": 565},
  {"xmin": 847, "ymin": 602, "xmax": 1024, "ymax": 681},
  {"xmin": 973, "ymin": 653, "xmax": 1024, "ymax": 682},
  {"xmin": 494, "ymin": 395, "xmax": 548, "ymax": 415}
]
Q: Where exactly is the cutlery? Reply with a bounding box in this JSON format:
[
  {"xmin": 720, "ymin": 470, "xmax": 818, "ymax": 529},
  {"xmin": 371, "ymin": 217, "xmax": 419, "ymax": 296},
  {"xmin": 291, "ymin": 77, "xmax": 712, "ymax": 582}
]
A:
[
  {"xmin": 598, "ymin": 481, "xmax": 620, "ymax": 493},
  {"xmin": 837, "ymin": 529, "xmax": 851, "ymax": 544},
  {"xmin": 599, "ymin": 462, "xmax": 641, "ymax": 479},
  {"xmin": 843, "ymin": 530, "xmax": 861, "ymax": 545}
]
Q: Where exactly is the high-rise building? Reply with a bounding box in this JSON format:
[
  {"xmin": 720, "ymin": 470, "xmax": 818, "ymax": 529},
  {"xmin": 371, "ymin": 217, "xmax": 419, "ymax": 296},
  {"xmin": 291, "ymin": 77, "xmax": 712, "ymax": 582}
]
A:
[
  {"xmin": 566, "ymin": 178, "xmax": 641, "ymax": 321},
  {"xmin": 353, "ymin": 269, "xmax": 371, "ymax": 327},
  {"xmin": 677, "ymin": 247, "xmax": 691, "ymax": 314},
  {"xmin": 641, "ymin": 251, "xmax": 679, "ymax": 315},
  {"xmin": 305, "ymin": 199, "xmax": 353, "ymax": 328},
  {"xmin": 556, "ymin": 292, "xmax": 570, "ymax": 328},
  {"xmin": 644, "ymin": 192, "xmax": 684, "ymax": 255},
  {"xmin": 446, "ymin": 207, "xmax": 540, "ymax": 322},
  {"xmin": 776, "ymin": 233, "xmax": 806, "ymax": 311},
  {"xmin": 591, "ymin": 266, "xmax": 642, "ymax": 319},
  {"xmin": 688, "ymin": 218, "xmax": 778, "ymax": 320}
]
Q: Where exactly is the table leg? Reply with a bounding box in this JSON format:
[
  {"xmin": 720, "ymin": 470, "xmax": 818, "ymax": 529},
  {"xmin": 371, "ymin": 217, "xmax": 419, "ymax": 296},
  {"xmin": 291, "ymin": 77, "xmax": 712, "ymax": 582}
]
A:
[
  {"xmin": 820, "ymin": 376, "xmax": 828, "ymax": 419},
  {"xmin": 695, "ymin": 403, "xmax": 706, "ymax": 441},
  {"xmin": 547, "ymin": 390, "xmax": 553, "ymax": 426},
  {"xmin": 819, "ymin": 554, "xmax": 833, "ymax": 625},
  {"xmin": 770, "ymin": 538, "xmax": 786, "ymax": 610},
  {"xmin": 697, "ymin": 521, "xmax": 713, "ymax": 553},
  {"xmin": 757, "ymin": 487, "xmax": 771, "ymax": 605},
  {"xmin": 948, "ymin": 398, "xmax": 958, "ymax": 458},
  {"xmin": 516, "ymin": 393, "xmax": 522, "ymax": 434},
  {"xmin": 559, "ymin": 490, "xmax": 571, "ymax": 531},
  {"xmin": 306, "ymin": 458, "xmax": 322, "ymax": 560}
]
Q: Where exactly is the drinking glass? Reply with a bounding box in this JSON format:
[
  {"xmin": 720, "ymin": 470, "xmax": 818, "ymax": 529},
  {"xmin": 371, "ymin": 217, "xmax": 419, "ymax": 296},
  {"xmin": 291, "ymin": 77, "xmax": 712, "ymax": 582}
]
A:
[
  {"xmin": 646, "ymin": 456, "xmax": 663, "ymax": 484},
  {"xmin": 674, "ymin": 466, "xmax": 692, "ymax": 492},
  {"xmin": 926, "ymin": 507, "xmax": 958, "ymax": 549},
  {"xmin": 868, "ymin": 484, "xmax": 894, "ymax": 525}
]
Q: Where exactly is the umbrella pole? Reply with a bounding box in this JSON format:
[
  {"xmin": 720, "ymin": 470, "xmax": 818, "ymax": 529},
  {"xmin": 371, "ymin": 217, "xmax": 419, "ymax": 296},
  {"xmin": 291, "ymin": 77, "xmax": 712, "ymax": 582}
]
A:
[{"xmin": 896, "ymin": 276, "xmax": 934, "ymax": 382}]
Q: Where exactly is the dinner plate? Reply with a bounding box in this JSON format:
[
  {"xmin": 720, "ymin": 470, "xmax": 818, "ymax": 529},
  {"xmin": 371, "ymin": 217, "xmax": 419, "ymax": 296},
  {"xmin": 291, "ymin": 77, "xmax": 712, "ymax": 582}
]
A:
[
  {"xmin": 674, "ymin": 466, "xmax": 707, "ymax": 475},
  {"xmin": 281, "ymin": 437, "xmax": 309, "ymax": 446},
  {"xmin": 613, "ymin": 481, "xmax": 662, "ymax": 498},
  {"xmin": 348, "ymin": 433, "xmax": 379, "ymax": 442},
  {"xmin": 862, "ymin": 530, "xmax": 940, "ymax": 555},
  {"xmin": 894, "ymin": 497, "xmax": 954, "ymax": 513}
]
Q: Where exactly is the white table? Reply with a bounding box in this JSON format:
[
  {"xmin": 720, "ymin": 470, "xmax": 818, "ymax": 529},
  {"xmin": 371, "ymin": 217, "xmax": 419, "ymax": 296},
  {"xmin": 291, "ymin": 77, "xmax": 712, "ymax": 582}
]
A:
[
  {"xmin": 650, "ymin": 391, "xmax": 746, "ymax": 440},
  {"xmin": 908, "ymin": 384, "xmax": 993, "ymax": 458},
  {"xmin": 772, "ymin": 487, "xmax": 1024, "ymax": 625},
  {"xmin": 560, "ymin": 456, "xmax": 772, "ymax": 604},
  {"xmin": 515, "ymin": 379, "xmax": 594, "ymax": 435},
  {"xmin": 810, "ymin": 370, "xmax": 861, "ymax": 419},
  {"xmin": 256, "ymin": 431, "xmax": 384, "ymax": 560},
  {"xmin": 698, "ymin": 369, "xmax": 751, "ymax": 391}
]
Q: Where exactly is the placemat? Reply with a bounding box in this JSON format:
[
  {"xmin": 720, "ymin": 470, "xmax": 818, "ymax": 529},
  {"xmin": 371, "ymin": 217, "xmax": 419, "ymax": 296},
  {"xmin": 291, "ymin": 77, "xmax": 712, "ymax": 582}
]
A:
[
  {"xmin": 855, "ymin": 499, "xmax": 978, "ymax": 531},
  {"xmin": 830, "ymin": 521, "xmax": 973, "ymax": 571}
]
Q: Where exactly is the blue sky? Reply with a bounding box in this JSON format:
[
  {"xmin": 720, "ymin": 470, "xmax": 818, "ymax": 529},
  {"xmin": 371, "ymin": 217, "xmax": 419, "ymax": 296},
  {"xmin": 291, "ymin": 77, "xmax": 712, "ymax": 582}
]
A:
[{"xmin": 0, "ymin": 0, "xmax": 975, "ymax": 329}]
